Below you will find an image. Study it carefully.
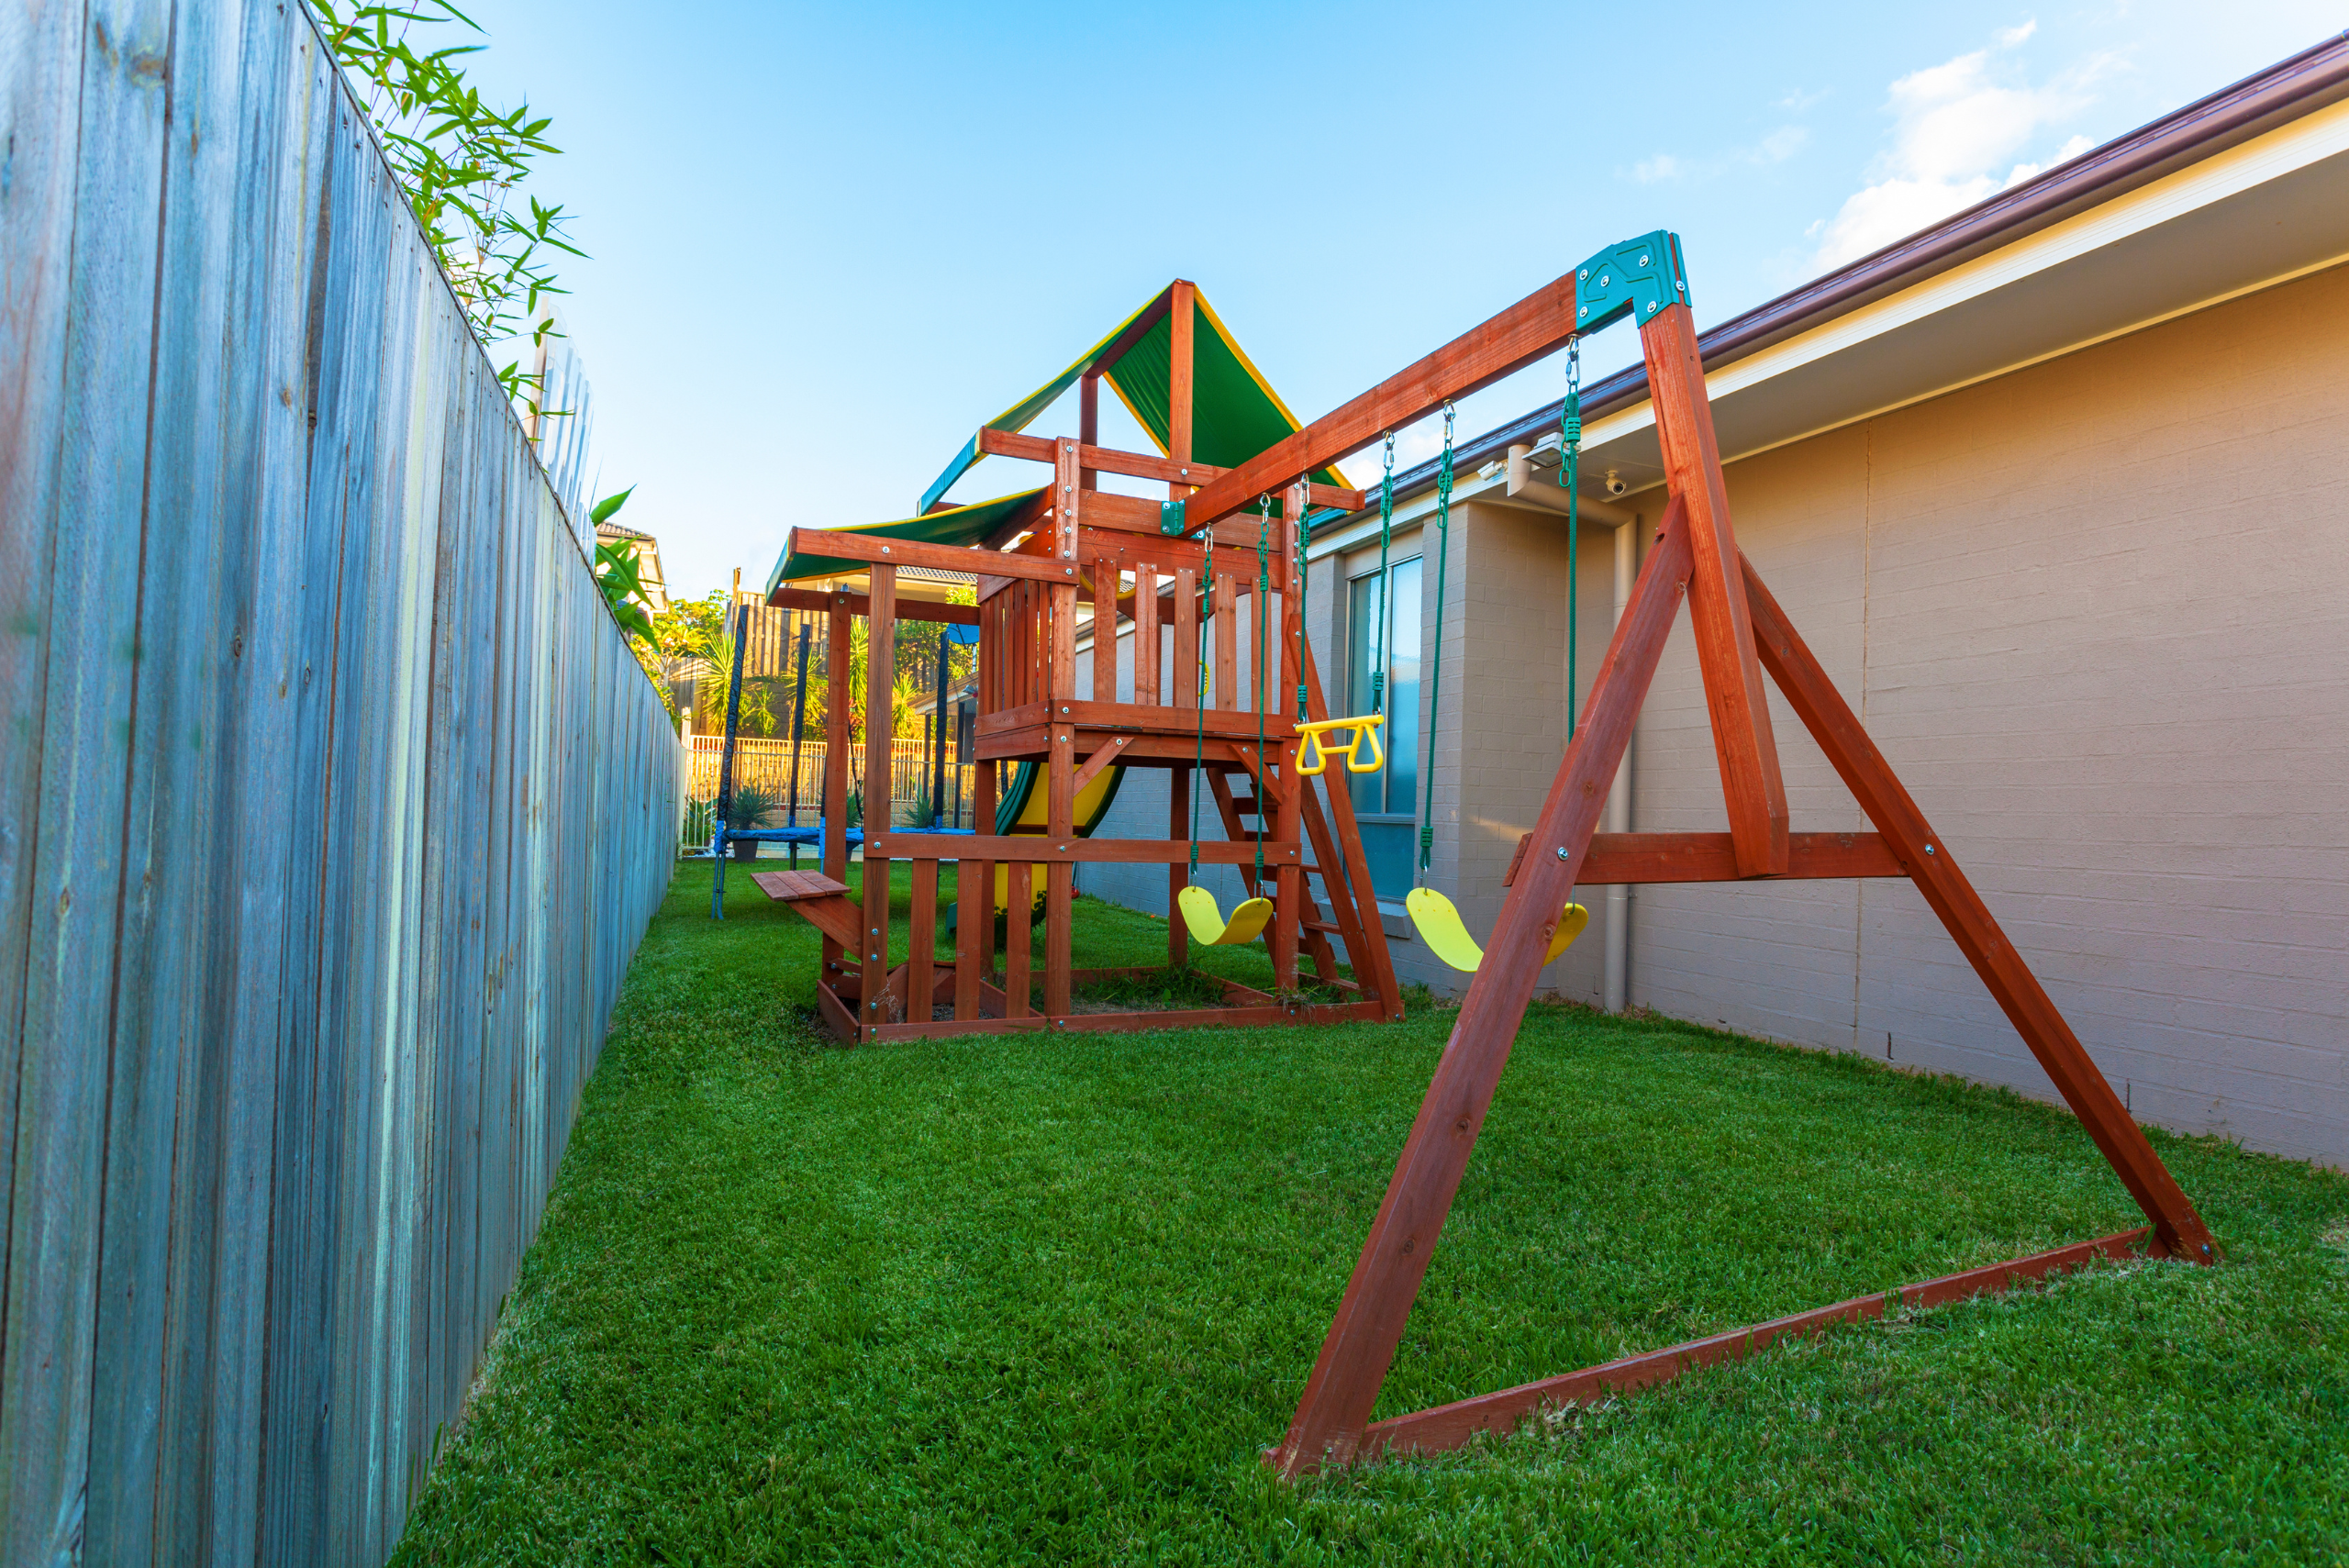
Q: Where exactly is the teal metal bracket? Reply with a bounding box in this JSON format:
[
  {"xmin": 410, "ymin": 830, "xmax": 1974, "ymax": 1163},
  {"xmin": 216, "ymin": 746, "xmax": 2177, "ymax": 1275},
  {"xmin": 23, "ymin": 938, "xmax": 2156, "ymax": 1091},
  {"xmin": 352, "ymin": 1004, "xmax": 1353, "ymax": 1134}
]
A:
[
  {"xmin": 1161, "ymin": 497, "xmax": 1186, "ymax": 536},
  {"xmin": 1573, "ymin": 230, "xmax": 1689, "ymax": 335}
]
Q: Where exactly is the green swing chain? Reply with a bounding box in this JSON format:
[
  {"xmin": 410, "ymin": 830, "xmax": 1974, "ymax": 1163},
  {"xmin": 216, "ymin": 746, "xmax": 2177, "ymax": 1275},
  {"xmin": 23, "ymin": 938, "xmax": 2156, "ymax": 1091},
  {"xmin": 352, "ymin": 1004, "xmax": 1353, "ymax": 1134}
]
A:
[
  {"xmin": 1416, "ymin": 402, "xmax": 1455, "ymax": 881},
  {"xmin": 1295, "ymin": 486, "xmax": 1311, "ymax": 722},
  {"xmin": 1252, "ymin": 493, "xmax": 1274, "ymax": 884},
  {"xmin": 1560, "ymin": 336, "xmax": 1583, "ymax": 741},
  {"xmin": 1370, "ymin": 432, "xmax": 1394, "ymax": 717},
  {"xmin": 1187, "ymin": 526, "xmax": 1215, "ymax": 878}
]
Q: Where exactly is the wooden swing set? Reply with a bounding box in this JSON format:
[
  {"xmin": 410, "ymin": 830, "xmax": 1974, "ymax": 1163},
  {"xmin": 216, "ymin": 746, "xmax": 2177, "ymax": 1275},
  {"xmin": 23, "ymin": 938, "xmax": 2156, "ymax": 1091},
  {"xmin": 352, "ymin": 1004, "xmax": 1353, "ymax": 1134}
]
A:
[{"xmin": 761, "ymin": 229, "xmax": 2217, "ymax": 1469}]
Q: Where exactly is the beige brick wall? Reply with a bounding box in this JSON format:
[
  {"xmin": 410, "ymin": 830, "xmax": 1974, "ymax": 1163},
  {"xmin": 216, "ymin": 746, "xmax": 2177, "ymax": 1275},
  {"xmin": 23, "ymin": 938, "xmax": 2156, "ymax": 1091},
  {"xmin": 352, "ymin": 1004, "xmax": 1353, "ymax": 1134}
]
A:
[
  {"xmin": 1109, "ymin": 263, "xmax": 2344, "ymax": 1169},
  {"xmin": 1600, "ymin": 263, "xmax": 2349, "ymax": 1167}
]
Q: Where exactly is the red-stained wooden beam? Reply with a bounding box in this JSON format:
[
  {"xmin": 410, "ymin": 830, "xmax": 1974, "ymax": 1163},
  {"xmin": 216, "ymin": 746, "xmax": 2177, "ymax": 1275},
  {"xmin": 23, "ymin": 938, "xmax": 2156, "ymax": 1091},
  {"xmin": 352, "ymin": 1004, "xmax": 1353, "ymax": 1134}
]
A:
[
  {"xmin": 1269, "ymin": 498, "xmax": 1696, "ymax": 1480},
  {"xmin": 1079, "ymin": 372, "xmax": 1100, "ymax": 493},
  {"xmin": 764, "ymin": 586, "xmax": 979, "ymax": 623},
  {"xmin": 976, "ymin": 427, "xmax": 1368, "ymax": 511},
  {"xmin": 1638, "ymin": 302, "xmax": 1787, "ymax": 876},
  {"xmin": 1172, "ymin": 271, "xmax": 1581, "ymax": 533},
  {"xmin": 1740, "ymin": 553, "xmax": 2219, "ymax": 1262},
  {"xmin": 1169, "ymin": 281, "xmax": 1197, "ymax": 478},
  {"xmin": 786, "ymin": 528, "xmax": 1085, "ymax": 585},
  {"xmin": 1352, "ymin": 1228, "xmax": 2156, "ymax": 1463},
  {"xmin": 859, "ymin": 834, "xmax": 1299, "ymax": 865},
  {"xmin": 1502, "ymin": 830, "xmax": 1908, "ymax": 886}
]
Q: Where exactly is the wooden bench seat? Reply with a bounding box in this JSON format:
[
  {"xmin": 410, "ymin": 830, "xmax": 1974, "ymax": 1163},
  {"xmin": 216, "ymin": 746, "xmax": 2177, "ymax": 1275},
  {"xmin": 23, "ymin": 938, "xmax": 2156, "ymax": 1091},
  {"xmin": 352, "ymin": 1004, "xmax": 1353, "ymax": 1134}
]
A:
[{"xmin": 751, "ymin": 871, "xmax": 861, "ymax": 948}]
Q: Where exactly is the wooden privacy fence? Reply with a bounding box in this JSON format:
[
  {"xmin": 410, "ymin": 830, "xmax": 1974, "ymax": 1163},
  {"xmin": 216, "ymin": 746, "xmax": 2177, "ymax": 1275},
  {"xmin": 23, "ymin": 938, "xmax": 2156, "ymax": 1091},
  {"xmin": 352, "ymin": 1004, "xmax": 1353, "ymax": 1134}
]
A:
[
  {"xmin": 684, "ymin": 735, "xmax": 975, "ymax": 830},
  {"xmin": 0, "ymin": 3, "xmax": 677, "ymax": 1564}
]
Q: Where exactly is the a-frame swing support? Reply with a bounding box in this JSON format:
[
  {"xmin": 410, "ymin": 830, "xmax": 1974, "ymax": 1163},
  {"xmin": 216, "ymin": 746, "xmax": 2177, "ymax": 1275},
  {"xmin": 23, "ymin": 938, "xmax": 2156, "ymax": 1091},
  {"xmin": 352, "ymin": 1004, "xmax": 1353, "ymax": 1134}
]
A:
[{"xmin": 1152, "ymin": 230, "xmax": 2220, "ymax": 1476}]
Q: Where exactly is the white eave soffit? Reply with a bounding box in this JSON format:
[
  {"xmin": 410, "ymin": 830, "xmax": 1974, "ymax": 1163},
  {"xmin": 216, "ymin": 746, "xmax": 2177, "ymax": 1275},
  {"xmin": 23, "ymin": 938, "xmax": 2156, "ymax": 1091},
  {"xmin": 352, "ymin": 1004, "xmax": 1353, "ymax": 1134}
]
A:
[{"xmin": 1565, "ymin": 96, "xmax": 2349, "ymax": 496}]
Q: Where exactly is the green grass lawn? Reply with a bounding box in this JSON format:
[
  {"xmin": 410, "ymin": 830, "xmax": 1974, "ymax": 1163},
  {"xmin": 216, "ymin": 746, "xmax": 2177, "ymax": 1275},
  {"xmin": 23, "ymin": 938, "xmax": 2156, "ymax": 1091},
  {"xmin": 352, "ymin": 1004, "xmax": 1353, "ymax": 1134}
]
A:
[{"xmin": 392, "ymin": 860, "xmax": 2349, "ymax": 1565}]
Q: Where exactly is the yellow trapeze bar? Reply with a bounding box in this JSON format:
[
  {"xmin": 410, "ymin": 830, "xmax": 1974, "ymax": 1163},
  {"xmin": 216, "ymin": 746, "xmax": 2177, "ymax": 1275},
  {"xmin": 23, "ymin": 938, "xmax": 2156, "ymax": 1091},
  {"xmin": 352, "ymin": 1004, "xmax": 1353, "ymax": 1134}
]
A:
[{"xmin": 1294, "ymin": 714, "xmax": 1386, "ymax": 776}]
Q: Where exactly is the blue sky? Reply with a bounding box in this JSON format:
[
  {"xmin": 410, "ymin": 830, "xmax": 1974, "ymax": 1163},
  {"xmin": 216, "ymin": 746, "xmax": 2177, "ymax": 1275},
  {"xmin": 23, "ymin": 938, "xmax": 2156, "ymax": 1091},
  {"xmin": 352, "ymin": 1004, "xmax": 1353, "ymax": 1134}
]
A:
[{"xmin": 449, "ymin": 1, "xmax": 2343, "ymax": 595}]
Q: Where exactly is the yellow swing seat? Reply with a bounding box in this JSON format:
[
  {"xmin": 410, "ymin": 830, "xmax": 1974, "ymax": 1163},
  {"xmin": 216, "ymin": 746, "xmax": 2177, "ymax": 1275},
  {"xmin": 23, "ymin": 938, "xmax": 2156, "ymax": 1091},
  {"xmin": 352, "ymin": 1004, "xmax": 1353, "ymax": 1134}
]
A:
[
  {"xmin": 1176, "ymin": 884, "xmax": 1275, "ymax": 946},
  {"xmin": 1405, "ymin": 888, "xmax": 1589, "ymax": 973},
  {"xmin": 1294, "ymin": 714, "xmax": 1386, "ymax": 776}
]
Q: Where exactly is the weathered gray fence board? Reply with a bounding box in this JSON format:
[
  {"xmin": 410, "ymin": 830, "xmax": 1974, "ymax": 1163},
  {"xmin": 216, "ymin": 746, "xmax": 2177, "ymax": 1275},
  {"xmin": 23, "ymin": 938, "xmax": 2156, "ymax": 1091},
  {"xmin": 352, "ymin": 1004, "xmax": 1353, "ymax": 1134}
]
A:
[{"xmin": 2, "ymin": 2, "xmax": 679, "ymax": 1562}]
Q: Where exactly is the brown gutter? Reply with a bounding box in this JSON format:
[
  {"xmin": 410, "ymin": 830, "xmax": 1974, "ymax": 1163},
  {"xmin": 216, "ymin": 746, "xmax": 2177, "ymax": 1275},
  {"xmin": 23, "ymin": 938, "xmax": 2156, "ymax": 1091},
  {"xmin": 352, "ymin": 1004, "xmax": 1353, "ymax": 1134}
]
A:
[{"xmin": 1348, "ymin": 30, "xmax": 2349, "ymax": 514}]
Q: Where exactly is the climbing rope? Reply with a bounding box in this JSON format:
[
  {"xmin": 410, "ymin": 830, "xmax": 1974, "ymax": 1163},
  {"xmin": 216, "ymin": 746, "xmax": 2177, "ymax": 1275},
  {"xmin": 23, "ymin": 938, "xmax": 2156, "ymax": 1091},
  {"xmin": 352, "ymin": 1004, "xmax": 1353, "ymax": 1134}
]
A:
[
  {"xmin": 1560, "ymin": 336, "xmax": 1583, "ymax": 742},
  {"xmin": 1416, "ymin": 403, "xmax": 1455, "ymax": 883}
]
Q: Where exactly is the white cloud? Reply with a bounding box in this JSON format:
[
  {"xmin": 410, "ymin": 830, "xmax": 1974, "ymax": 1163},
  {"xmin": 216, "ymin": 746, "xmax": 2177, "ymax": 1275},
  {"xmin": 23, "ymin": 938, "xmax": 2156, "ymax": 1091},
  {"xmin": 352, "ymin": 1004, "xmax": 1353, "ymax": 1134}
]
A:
[
  {"xmin": 1627, "ymin": 125, "xmax": 1806, "ymax": 186},
  {"xmin": 1339, "ymin": 419, "xmax": 1448, "ymax": 488},
  {"xmin": 1748, "ymin": 126, "xmax": 1809, "ymax": 165},
  {"xmin": 1809, "ymin": 28, "xmax": 2114, "ymax": 270},
  {"xmin": 1777, "ymin": 87, "xmax": 1830, "ymax": 112}
]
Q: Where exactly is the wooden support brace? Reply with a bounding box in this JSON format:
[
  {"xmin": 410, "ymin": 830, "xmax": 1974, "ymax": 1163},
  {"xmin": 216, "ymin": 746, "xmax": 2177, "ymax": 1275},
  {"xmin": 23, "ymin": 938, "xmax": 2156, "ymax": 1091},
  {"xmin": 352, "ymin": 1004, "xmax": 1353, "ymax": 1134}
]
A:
[
  {"xmin": 1739, "ymin": 553, "xmax": 2217, "ymax": 1261},
  {"xmin": 1358, "ymin": 1228, "xmax": 2156, "ymax": 1461},
  {"xmin": 1272, "ymin": 499, "xmax": 1697, "ymax": 1477},
  {"xmin": 1637, "ymin": 303, "xmax": 1787, "ymax": 876}
]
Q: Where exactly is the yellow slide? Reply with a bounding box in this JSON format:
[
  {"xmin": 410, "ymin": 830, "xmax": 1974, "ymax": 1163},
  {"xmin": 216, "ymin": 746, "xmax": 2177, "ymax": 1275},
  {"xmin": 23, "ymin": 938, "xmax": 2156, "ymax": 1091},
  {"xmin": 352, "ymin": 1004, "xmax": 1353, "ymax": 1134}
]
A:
[{"xmin": 987, "ymin": 761, "xmax": 1125, "ymax": 917}]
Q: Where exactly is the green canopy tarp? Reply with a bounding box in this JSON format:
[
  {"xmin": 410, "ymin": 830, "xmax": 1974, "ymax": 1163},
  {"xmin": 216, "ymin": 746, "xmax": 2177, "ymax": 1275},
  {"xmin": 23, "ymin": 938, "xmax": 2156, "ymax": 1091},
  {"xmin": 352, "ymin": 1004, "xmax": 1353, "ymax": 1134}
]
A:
[
  {"xmin": 765, "ymin": 487, "xmax": 1044, "ymax": 590},
  {"xmin": 917, "ymin": 284, "xmax": 1349, "ymax": 514}
]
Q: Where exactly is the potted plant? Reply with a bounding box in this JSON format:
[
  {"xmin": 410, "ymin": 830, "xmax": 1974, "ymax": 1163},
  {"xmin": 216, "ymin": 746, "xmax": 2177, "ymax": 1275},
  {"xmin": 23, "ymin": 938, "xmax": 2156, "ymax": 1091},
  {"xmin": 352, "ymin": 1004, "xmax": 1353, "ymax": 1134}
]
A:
[{"xmin": 724, "ymin": 784, "xmax": 780, "ymax": 862}]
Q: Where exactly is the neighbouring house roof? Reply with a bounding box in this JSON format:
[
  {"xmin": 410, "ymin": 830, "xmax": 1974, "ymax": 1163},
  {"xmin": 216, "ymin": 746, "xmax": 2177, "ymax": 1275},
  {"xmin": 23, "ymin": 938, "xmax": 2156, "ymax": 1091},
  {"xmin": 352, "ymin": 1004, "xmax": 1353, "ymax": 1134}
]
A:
[
  {"xmin": 597, "ymin": 518, "xmax": 669, "ymax": 611},
  {"xmin": 1326, "ymin": 32, "xmax": 2349, "ymax": 532}
]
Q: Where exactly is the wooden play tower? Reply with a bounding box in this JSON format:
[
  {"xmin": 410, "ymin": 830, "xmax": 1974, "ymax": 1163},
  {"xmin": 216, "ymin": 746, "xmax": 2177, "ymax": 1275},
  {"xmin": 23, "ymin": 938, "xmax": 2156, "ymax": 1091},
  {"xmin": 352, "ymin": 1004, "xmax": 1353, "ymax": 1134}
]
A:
[{"xmin": 757, "ymin": 281, "xmax": 1406, "ymax": 1040}]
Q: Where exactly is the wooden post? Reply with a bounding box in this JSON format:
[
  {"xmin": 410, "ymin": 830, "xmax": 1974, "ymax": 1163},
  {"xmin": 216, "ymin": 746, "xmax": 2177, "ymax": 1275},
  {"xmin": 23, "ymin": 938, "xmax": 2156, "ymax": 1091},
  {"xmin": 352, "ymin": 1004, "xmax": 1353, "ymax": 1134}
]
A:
[
  {"xmin": 1046, "ymin": 439, "xmax": 1080, "ymax": 1018},
  {"xmin": 1133, "ymin": 563, "xmax": 1160, "ymax": 706},
  {"xmin": 1273, "ymin": 501, "xmax": 1697, "ymax": 1477},
  {"xmin": 1739, "ymin": 554, "xmax": 2218, "ymax": 1261},
  {"xmin": 963, "ymin": 655, "xmax": 997, "ymax": 1018},
  {"xmin": 1174, "ymin": 565, "xmax": 1199, "ymax": 712},
  {"xmin": 1168, "ymin": 281, "xmax": 1196, "ymax": 484},
  {"xmin": 1080, "ymin": 371, "xmax": 1101, "ymax": 492},
  {"xmin": 1092, "ymin": 560, "xmax": 1118, "ymax": 702},
  {"xmin": 1215, "ymin": 569, "xmax": 1238, "ymax": 710},
  {"xmin": 909, "ymin": 859, "xmax": 938, "ymax": 1025},
  {"xmin": 860, "ymin": 568, "xmax": 898, "ymax": 1039},
  {"xmin": 1005, "ymin": 862, "xmax": 1032, "ymax": 1018},
  {"xmin": 1169, "ymin": 767, "xmax": 1191, "ymax": 969},
  {"xmin": 823, "ymin": 593, "xmax": 853, "ymax": 985},
  {"xmin": 1637, "ymin": 303, "xmax": 1787, "ymax": 876}
]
